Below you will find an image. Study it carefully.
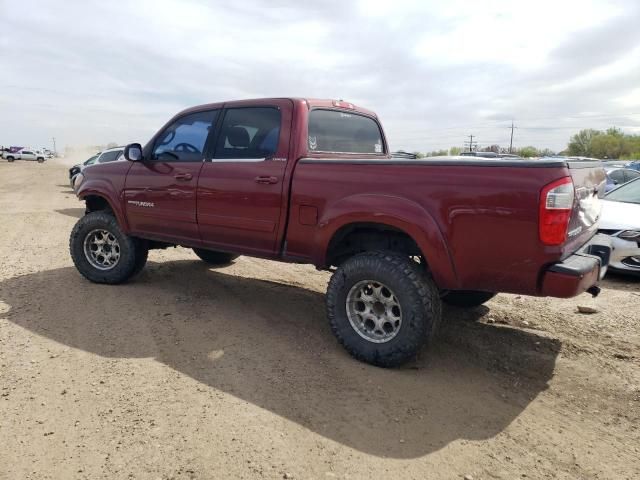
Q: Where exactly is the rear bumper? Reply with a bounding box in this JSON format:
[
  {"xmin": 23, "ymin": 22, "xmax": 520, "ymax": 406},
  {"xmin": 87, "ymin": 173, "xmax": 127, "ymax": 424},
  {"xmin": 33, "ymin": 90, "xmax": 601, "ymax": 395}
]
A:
[{"xmin": 540, "ymin": 234, "xmax": 612, "ymax": 298}]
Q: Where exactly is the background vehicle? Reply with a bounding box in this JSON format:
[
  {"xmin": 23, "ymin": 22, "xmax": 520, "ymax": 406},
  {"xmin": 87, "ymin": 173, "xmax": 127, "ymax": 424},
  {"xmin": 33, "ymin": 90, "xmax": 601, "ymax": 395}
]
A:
[
  {"xmin": 69, "ymin": 153, "xmax": 100, "ymax": 187},
  {"xmin": 604, "ymin": 167, "xmax": 640, "ymax": 192},
  {"xmin": 5, "ymin": 149, "xmax": 46, "ymax": 163},
  {"xmin": 69, "ymin": 147, "xmax": 124, "ymax": 189},
  {"xmin": 599, "ymin": 177, "xmax": 640, "ymax": 276},
  {"xmin": 69, "ymin": 98, "xmax": 611, "ymax": 367}
]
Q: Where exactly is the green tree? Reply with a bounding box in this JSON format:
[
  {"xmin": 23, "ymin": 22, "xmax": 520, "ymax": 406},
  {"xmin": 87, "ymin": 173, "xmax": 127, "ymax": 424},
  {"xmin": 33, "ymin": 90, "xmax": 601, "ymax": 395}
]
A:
[
  {"xmin": 517, "ymin": 146, "xmax": 539, "ymax": 158},
  {"xmin": 449, "ymin": 146, "xmax": 462, "ymax": 156},
  {"xmin": 567, "ymin": 129, "xmax": 601, "ymax": 156},
  {"xmin": 426, "ymin": 149, "xmax": 448, "ymax": 157},
  {"xmin": 591, "ymin": 134, "xmax": 624, "ymax": 159},
  {"xmin": 538, "ymin": 148, "xmax": 556, "ymax": 157}
]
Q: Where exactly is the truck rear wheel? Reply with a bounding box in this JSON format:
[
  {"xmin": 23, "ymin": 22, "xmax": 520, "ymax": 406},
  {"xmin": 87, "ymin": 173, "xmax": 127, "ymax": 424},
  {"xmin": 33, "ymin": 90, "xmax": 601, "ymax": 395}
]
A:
[
  {"xmin": 192, "ymin": 248, "xmax": 238, "ymax": 266},
  {"xmin": 326, "ymin": 251, "xmax": 442, "ymax": 367},
  {"xmin": 70, "ymin": 211, "xmax": 148, "ymax": 284},
  {"xmin": 7, "ymin": 156, "xmax": 14, "ymax": 162},
  {"xmin": 442, "ymin": 290, "xmax": 496, "ymax": 308}
]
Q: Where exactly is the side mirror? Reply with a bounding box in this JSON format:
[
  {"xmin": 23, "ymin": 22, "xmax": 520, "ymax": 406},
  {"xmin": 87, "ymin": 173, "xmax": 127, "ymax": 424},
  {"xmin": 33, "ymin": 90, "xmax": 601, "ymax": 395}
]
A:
[{"xmin": 124, "ymin": 143, "xmax": 143, "ymax": 162}]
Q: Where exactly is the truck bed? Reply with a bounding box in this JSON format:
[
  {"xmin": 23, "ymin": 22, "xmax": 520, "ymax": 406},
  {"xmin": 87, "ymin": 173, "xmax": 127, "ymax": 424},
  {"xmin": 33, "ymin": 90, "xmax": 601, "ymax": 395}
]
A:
[{"xmin": 285, "ymin": 156, "xmax": 605, "ymax": 295}]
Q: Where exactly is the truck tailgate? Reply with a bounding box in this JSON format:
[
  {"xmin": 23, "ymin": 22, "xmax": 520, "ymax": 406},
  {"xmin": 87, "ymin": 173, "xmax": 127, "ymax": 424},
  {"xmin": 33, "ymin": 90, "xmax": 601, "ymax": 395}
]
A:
[{"xmin": 563, "ymin": 161, "xmax": 606, "ymax": 258}]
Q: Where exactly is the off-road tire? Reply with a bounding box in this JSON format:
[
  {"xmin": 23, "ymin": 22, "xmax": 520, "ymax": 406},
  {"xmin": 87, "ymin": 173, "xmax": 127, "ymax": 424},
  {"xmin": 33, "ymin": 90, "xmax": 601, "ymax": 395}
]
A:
[
  {"xmin": 70, "ymin": 211, "xmax": 148, "ymax": 284},
  {"xmin": 443, "ymin": 290, "xmax": 496, "ymax": 308},
  {"xmin": 192, "ymin": 248, "xmax": 238, "ymax": 266},
  {"xmin": 326, "ymin": 251, "xmax": 442, "ymax": 367}
]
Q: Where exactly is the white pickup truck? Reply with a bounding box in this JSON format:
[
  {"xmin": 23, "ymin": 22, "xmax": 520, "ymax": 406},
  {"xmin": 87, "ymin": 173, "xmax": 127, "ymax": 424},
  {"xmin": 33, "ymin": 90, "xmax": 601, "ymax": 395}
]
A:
[{"xmin": 5, "ymin": 149, "xmax": 47, "ymax": 163}]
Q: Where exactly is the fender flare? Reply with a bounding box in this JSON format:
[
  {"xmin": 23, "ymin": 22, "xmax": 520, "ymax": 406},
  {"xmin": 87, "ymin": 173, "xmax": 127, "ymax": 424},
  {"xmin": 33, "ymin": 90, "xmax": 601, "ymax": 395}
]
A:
[
  {"xmin": 313, "ymin": 194, "xmax": 458, "ymax": 288},
  {"xmin": 77, "ymin": 181, "xmax": 129, "ymax": 233}
]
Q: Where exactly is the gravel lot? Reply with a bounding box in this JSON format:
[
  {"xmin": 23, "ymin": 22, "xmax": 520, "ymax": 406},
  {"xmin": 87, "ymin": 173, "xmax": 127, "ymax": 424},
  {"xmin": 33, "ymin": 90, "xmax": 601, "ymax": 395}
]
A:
[{"xmin": 1, "ymin": 160, "xmax": 639, "ymax": 479}]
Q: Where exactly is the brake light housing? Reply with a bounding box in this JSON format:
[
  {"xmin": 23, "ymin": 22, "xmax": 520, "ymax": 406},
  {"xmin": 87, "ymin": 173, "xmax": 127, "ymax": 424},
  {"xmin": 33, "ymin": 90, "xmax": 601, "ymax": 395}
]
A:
[
  {"xmin": 539, "ymin": 177, "xmax": 575, "ymax": 246},
  {"xmin": 332, "ymin": 100, "xmax": 355, "ymax": 109}
]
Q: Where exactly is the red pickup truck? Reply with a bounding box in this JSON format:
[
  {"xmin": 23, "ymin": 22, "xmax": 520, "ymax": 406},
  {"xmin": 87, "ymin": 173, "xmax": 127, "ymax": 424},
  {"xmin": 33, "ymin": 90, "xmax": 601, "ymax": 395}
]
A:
[{"xmin": 70, "ymin": 97, "xmax": 611, "ymax": 367}]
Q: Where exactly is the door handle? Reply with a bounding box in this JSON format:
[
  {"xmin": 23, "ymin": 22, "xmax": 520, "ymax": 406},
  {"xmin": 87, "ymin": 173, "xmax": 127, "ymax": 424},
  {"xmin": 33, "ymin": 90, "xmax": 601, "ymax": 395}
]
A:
[
  {"xmin": 174, "ymin": 173, "xmax": 193, "ymax": 180},
  {"xmin": 255, "ymin": 176, "xmax": 278, "ymax": 184}
]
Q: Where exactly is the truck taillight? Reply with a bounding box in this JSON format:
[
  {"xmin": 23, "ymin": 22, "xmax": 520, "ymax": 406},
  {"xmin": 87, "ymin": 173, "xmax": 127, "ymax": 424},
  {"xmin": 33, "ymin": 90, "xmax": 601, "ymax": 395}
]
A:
[{"xmin": 539, "ymin": 177, "xmax": 575, "ymax": 246}]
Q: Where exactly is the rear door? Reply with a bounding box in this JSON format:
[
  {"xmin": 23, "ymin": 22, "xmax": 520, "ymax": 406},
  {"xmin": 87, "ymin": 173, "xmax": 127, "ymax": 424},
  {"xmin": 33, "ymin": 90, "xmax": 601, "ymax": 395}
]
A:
[
  {"xmin": 124, "ymin": 109, "xmax": 219, "ymax": 244},
  {"xmin": 197, "ymin": 101, "xmax": 292, "ymax": 255}
]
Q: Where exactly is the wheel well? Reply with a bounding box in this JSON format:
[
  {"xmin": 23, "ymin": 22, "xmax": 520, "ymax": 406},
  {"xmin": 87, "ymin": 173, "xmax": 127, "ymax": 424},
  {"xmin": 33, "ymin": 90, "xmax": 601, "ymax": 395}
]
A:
[
  {"xmin": 326, "ymin": 223, "xmax": 423, "ymax": 267},
  {"xmin": 84, "ymin": 195, "xmax": 113, "ymax": 214}
]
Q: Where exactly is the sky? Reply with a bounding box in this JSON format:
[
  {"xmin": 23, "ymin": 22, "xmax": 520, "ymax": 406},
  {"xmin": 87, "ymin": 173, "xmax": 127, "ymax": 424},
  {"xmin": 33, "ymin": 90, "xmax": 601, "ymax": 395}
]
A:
[{"xmin": 1, "ymin": 0, "xmax": 640, "ymax": 153}]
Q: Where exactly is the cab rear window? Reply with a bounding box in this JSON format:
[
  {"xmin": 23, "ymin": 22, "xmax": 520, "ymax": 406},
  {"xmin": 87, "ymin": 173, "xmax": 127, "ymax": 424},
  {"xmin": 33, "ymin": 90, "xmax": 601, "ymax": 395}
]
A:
[{"xmin": 308, "ymin": 109, "xmax": 384, "ymax": 154}]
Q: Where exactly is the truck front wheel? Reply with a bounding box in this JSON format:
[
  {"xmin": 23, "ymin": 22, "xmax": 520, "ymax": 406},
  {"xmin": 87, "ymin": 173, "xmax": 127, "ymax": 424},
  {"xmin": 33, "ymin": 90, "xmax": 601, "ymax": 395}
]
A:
[
  {"xmin": 192, "ymin": 248, "xmax": 238, "ymax": 266},
  {"xmin": 70, "ymin": 211, "xmax": 148, "ymax": 284},
  {"xmin": 326, "ymin": 251, "xmax": 442, "ymax": 367},
  {"xmin": 442, "ymin": 290, "xmax": 496, "ymax": 308}
]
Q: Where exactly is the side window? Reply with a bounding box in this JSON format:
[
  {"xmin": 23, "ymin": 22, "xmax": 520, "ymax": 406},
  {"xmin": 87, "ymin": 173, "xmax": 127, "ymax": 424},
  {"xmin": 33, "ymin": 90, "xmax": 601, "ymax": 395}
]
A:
[
  {"xmin": 98, "ymin": 150, "xmax": 121, "ymax": 163},
  {"xmin": 153, "ymin": 110, "xmax": 218, "ymax": 162},
  {"xmin": 609, "ymin": 170, "xmax": 625, "ymax": 184},
  {"xmin": 308, "ymin": 109, "xmax": 384, "ymax": 154},
  {"xmin": 214, "ymin": 107, "xmax": 281, "ymax": 160},
  {"xmin": 624, "ymin": 170, "xmax": 640, "ymax": 182}
]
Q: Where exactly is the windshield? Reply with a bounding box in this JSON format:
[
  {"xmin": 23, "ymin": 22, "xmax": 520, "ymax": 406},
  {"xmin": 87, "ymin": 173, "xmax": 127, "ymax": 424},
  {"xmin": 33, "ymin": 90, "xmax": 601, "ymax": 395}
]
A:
[{"xmin": 605, "ymin": 177, "xmax": 640, "ymax": 204}]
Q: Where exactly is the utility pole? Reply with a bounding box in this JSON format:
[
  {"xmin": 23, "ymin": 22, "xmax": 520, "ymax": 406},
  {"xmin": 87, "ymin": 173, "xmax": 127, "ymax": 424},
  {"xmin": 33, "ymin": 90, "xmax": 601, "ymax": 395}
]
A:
[
  {"xmin": 508, "ymin": 121, "xmax": 517, "ymax": 154},
  {"xmin": 464, "ymin": 134, "xmax": 477, "ymax": 152},
  {"xmin": 52, "ymin": 137, "xmax": 57, "ymax": 155}
]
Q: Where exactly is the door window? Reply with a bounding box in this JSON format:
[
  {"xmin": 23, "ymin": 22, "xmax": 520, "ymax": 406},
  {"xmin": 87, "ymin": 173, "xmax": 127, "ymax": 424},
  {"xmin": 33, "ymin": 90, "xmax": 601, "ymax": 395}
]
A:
[
  {"xmin": 153, "ymin": 110, "xmax": 219, "ymax": 162},
  {"xmin": 214, "ymin": 108, "xmax": 281, "ymax": 160}
]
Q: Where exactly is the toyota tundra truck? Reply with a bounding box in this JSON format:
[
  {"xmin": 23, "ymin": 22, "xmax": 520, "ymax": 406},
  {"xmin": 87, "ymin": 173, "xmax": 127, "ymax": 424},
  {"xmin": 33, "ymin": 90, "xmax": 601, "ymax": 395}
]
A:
[{"xmin": 70, "ymin": 97, "xmax": 611, "ymax": 367}]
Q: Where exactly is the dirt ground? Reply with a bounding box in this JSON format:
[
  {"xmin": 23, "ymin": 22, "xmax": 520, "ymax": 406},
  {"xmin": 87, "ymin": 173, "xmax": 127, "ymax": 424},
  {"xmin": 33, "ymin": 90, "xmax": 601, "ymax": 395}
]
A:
[{"xmin": 0, "ymin": 160, "xmax": 638, "ymax": 480}]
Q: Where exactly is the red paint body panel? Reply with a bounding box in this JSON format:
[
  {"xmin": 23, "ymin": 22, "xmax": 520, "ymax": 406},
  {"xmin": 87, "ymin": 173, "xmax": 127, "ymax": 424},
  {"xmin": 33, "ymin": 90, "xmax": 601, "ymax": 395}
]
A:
[
  {"xmin": 124, "ymin": 161, "xmax": 204, "ymax": 244},
  {"xmin": 76, "ymin": 97, "xmax": 609, "ymax": 298},
  {"xmin": 196, "ymin": 99, "xmax": 293, "ymax": 255}
]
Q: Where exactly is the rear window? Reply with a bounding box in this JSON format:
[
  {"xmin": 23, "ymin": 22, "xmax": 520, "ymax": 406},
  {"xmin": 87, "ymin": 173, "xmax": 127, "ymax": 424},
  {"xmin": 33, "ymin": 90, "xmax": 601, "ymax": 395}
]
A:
[{"xmin": 308, "ymin": 109, "xmax": 384, "ymax": 154}]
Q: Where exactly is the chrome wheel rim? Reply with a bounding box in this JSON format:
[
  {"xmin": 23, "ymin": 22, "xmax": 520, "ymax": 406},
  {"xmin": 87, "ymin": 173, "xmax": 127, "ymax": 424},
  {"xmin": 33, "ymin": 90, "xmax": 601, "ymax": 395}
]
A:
[
  {"xmin": 83, "ymin": 229, "xmax": 121, "ymax": 270},
  {"xmin": 346, "ymin": 280, "xmax": 402, "ymax": 343}
]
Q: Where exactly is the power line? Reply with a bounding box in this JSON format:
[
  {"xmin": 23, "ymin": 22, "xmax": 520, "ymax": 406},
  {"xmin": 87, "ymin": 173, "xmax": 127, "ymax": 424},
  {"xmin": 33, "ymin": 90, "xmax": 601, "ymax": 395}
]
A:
[
  {"xmin": 463, "ymin": 134, "xmax": 477, "ymax": 152},
  {"xmin": 509, "ymin": 121, "xmax": 517, "ymax": 153}
]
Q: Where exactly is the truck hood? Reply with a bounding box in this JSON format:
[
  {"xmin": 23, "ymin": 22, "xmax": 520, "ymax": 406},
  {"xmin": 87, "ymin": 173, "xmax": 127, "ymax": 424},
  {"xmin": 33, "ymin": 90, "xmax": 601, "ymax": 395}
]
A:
[{"xmin": 599, "ymin": 199, "xmax": 640, "ymax": 230}]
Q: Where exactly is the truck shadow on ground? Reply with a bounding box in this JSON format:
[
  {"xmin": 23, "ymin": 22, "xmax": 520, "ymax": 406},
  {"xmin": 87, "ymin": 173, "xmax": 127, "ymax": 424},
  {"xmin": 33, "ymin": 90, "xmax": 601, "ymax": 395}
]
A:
[{"xmin": 0, "ymin": 260, "xmax": 561, "ymax": 458}]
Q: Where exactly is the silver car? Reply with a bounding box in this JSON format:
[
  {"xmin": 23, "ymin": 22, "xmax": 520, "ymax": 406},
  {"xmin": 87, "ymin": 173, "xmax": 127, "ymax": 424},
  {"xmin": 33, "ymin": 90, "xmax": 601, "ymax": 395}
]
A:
[{"xmin": 71, "ymin": 147, "xmax": 124, "ymax": 191}]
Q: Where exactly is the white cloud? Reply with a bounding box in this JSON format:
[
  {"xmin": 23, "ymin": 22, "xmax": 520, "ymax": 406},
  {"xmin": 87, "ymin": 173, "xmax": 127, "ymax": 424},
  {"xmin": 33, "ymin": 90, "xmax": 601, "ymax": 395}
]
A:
[{"xmin": 0, "ymin": 0, "xmax": 639, "ymax": 153}]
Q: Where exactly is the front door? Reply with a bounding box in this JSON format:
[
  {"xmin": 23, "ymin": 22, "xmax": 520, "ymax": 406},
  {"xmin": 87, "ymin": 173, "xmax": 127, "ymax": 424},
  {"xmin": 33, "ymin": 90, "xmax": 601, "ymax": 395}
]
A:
[
  {"xmin": 124, "ymin": 109, "xmax": 219, "ymax": 244},
  {"xmin": 197, "ymin": 102, "xmax": 291, "ymax": 255}
]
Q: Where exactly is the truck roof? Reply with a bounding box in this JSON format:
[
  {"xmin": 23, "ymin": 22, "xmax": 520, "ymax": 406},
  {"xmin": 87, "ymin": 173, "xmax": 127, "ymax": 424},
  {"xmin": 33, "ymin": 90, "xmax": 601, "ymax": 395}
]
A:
[{"xmin": 175, "ymin": 97, "xmax": 378, "ymax": 119}]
